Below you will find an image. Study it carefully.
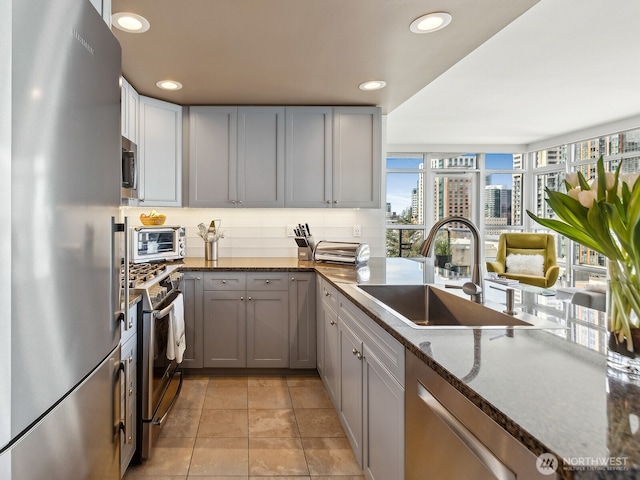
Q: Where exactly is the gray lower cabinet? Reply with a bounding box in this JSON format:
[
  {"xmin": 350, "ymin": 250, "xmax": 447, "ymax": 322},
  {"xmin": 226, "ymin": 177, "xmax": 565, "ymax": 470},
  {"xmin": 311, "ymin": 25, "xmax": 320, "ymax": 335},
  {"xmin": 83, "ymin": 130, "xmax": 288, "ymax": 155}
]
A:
[
  {"xmin": 318, "ymin": 278, "xmax": 340, "ymax": 406},
  {"xmin": 246, "ymin": 290, "xmax": 289, "ymax": 367},
  {"xmin": 181, "ymin": 272, "xmax": 204, "ymax": 368},
  {"xmin": 289, "ymin": 272, "xmax": 317, "ymax": 369},
  {"xmin": 335, "ymin": 292, "xmax": 405, "ymax": 480},
  {"xmin": 203, "ymin": 289, "xmax": 247, "ymax": 367},
  {"xmin": 202, "ymin": 272, "xmax": 290, "ymax": 368}
]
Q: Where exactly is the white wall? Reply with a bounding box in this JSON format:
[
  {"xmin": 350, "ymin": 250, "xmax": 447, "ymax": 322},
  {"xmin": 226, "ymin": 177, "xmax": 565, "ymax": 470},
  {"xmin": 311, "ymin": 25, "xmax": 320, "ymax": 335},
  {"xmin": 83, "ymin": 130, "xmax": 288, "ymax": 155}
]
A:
[{"xmin": 122, "ymin": 206, "xmax": 386, "ymax": 259}]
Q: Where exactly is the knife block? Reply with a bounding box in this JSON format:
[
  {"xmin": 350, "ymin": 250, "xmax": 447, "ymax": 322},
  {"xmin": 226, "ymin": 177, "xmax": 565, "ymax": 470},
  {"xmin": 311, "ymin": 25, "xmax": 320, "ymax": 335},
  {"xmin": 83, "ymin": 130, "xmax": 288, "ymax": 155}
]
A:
[{"xmin": 297, "ymin": 236, "xmax": 315, "ymax": 261}]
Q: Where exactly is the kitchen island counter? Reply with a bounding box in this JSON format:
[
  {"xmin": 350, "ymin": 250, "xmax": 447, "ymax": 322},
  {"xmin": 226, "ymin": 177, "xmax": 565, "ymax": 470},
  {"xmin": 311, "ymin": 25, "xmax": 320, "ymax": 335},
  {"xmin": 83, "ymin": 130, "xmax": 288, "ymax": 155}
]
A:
[{"xmin": 178, "ymin": 256, "xmax": 635, "ymax": 478}]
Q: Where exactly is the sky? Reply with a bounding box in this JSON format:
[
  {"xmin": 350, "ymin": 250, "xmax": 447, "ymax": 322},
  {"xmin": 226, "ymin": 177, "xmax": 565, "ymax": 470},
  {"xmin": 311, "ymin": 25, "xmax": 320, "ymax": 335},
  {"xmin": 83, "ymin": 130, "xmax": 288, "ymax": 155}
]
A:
[{"xmin": 386, "ymin": 153, "xmax": 514, "ymax": 215}]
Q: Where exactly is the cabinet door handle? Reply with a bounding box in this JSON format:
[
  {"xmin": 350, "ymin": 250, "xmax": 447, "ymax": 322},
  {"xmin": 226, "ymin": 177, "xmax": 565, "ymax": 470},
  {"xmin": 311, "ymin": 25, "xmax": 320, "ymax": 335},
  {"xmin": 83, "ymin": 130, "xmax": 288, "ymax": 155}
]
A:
[
  {"xmin": 265, "ymin": 280, "xmax": 270, "ymax": 284},
  {"xmin": 326, "ymin": 200, "xmax": 331, "ymax": 204},
  {"xmin": 196, "ymin": 276, "xmax": 201, "ymax": 280},
  {"xmin": 240, "ymin": 296, "xmax": 244, "ymax": 301},
  {"xmin": 325, "ymin": 291, "xmax": 331, "ymax": 297},
  {"xmin": 248, "ymin": 296, "xmax": 252, "ymax": 301},
  {"xmin": 222, "ymin": 280, "xmax": 226, "ymax": 284},
  {"xmin": 333, "ymin": 200, "xmax": 339, "ymax": 204},
  {"xmin": 238, "ymin": 200, "xmax": 242, "ymax": 204},
  {"xmin": 291, "ymin": 277, "xmax": 295, "ymax": 282},
  {"xmin": 329, "ymin": 319, "xmax": 336, "ymax": 326},
  {"xmin": 352, "ymin": 348, "xmax": 363, "ymax": 360}
]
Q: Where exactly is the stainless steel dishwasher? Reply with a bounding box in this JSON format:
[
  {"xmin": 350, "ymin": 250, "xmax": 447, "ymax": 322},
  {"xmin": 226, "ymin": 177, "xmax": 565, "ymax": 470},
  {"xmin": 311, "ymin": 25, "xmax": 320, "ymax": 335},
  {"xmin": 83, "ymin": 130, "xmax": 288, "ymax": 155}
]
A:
[{"xmin": 405, "ymin": 350, "xmax": 557, "ymax": 479}]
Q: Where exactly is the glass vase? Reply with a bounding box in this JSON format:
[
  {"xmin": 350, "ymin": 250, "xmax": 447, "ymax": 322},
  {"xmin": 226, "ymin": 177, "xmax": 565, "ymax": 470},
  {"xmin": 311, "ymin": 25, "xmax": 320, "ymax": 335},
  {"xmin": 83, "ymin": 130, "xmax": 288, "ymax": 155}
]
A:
[{"xmin": 607, "ymin": 261, "xmax": 640, "ymax": 380}]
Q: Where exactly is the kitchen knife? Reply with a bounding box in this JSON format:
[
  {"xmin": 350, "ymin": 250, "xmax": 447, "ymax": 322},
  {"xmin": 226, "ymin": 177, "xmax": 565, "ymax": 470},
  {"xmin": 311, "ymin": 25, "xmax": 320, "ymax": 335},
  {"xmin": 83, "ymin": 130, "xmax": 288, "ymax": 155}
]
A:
[{"xmin": 305, "ymin": 223, "xmax": 311, "ymax": 236}]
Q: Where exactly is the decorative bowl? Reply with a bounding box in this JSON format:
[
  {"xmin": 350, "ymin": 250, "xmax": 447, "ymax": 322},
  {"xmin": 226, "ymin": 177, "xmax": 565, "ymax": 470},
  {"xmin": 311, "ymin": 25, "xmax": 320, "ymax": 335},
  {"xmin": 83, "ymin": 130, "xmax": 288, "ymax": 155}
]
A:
[{"xmin": 140, "ymin": 214, "xmax": 166, "ymax": 226}]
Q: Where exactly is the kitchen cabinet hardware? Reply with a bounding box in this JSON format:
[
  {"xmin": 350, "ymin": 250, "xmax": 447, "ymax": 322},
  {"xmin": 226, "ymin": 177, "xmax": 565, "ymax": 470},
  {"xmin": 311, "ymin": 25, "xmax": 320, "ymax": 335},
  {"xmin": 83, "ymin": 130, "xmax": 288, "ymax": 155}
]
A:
[
  {"xmin": 240, "ymin": 296, "xmax": 244, "ymax": 301},
  {"xmin": 352, "ymin": 348, "xmax": 363, "ymax": 360},
  {"xmin": 222, "ymin": 280, "xmax": 226, "ymax": 284},
  {"xmin": 265, "ymin": 280, "xmax": 270, "ymax": 284},
  {"xmin": 330, "ymin": 319, "xmax": 336, "ymax": 326},
  {"xmin": 248, "ymin": 296, "xmax": 252, "ymax": 301}
]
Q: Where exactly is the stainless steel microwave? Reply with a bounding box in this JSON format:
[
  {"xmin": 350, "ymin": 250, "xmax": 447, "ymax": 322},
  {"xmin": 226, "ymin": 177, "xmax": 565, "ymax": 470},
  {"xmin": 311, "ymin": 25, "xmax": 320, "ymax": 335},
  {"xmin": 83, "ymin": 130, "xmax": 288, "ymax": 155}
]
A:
[
  {"xmin": 122, "ymin": 136, "xmax": 138, "ymax": 199},
  {"xmin": 130, "ymin": 225, "xmax": 186, "ymax": 263}
]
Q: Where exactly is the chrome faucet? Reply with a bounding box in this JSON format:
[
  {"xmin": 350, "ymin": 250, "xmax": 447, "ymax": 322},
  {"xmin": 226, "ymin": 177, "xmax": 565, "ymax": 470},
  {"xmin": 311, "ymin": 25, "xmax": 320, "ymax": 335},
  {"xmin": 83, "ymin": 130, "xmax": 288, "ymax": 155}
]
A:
[{"xmin": 420, "ymin": 216, "xmax": 483, "ymax": 303}]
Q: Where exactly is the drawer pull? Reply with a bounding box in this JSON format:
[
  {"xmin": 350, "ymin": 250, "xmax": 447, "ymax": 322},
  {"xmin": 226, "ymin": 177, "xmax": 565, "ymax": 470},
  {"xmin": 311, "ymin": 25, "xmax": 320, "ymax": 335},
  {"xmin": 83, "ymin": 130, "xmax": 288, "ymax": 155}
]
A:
[{"xmin": 265, "ymin": 280, "xmax": 270, "ymax": 284}]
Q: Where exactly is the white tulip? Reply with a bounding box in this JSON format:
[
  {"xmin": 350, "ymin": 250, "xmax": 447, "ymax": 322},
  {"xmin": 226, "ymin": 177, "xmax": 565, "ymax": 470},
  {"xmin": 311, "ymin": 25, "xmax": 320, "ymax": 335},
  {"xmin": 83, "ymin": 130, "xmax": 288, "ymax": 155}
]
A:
[
  {"xmin": 578, "ymin": 190, "xmax": 596, "ymax": 208},
  {"xmin": 566, "ymin": 172, "xmax": 579, "ymax": 188},
  {"xmin": 568, "ymin": 188, "xmax": 581, "ymax": 201},
  {"xmin": 620, "ymin": 172, "xmax": 639, "ymax": 190}
]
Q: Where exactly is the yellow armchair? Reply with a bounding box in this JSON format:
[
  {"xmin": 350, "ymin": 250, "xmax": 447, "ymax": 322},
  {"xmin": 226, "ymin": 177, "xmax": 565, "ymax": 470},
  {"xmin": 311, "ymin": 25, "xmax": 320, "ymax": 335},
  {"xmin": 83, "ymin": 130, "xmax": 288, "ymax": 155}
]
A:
[{"xmin": 486, "ymin": 233, "xmax": 559, "ymax": 288}]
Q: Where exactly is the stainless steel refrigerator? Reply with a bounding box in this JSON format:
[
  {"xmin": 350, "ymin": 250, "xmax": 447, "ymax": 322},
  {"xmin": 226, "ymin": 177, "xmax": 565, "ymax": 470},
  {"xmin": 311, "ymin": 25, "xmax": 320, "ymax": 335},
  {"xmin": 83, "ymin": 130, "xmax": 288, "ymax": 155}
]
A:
[{"xmin": 0, "ymin": 0, "xmax": 124, "ymax": 478}]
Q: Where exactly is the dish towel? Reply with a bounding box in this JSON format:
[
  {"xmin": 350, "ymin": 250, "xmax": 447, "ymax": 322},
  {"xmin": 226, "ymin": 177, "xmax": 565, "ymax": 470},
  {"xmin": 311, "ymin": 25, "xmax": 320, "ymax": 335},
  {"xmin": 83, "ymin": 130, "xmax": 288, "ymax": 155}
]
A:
[{"xmin": 166, "ymin": 293, "xmax": 186, "ymax": 363}]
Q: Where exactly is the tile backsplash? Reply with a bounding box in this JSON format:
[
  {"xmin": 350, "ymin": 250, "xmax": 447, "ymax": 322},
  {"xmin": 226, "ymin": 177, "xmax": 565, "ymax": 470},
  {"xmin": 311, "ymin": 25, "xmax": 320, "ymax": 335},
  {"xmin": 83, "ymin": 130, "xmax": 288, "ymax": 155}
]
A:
[{"xmin": 123, "ymin": 207, "xmax": 386, "ymax": 259}]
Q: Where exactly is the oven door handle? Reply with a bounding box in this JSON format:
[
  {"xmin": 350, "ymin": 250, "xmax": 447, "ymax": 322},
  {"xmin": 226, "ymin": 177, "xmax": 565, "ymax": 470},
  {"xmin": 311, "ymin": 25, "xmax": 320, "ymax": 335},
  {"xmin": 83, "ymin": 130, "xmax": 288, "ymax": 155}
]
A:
[{"xmin": 150, "ymin": 290, "xmax": 183, "ymax": 318}]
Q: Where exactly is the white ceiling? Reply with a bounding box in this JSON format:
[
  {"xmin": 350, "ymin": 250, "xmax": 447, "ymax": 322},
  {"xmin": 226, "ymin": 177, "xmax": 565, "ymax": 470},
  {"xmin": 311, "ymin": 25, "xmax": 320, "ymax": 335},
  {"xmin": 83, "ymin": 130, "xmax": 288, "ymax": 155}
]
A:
[
  {"xmin": 387, "ymin": 0, "xmax": 640, "ymax": 150},
  {"xmin": 111, "ymin": 0, "xmax": 640, "ymax": 151}
]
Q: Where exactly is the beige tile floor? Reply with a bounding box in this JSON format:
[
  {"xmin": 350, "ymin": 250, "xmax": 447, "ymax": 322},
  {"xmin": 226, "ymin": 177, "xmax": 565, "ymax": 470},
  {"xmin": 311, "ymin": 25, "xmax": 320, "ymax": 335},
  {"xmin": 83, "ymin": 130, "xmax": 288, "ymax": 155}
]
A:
[{"xmin": 124, "ymin": 374, "xmax": 365, "ymax": 479}]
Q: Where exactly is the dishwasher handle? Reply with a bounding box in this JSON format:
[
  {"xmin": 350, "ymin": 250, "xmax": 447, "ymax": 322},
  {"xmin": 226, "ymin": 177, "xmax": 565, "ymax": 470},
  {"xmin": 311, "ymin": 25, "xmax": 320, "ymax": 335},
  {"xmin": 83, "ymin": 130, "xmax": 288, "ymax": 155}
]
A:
[{"xmin": 417, "ymin": 380, "xmax": 515, "ymax": 480}]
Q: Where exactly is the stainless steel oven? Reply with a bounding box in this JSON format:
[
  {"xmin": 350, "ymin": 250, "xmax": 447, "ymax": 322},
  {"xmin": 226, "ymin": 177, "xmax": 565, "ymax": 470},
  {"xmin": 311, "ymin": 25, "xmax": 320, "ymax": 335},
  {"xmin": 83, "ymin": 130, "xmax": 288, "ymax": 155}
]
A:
[
  {"xmin": 130, "ymin": 225, "xmax": 186, "ymax": 264},
  {"xmin": 130, "ymin": 263, "xmax": 185, "ymax": 461},
  {"xmin": 122, "ymin": 137, "xmax": 138, "ymax": 200}
]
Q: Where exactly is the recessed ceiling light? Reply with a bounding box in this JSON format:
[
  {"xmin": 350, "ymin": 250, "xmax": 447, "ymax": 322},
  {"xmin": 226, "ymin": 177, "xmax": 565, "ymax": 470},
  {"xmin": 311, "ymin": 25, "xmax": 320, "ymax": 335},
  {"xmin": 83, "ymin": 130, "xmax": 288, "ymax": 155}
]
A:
[
  {"xmin": 409, "ymin": 12, "xmax": 452, "ymax": 34},
  {"xmin": 359, "ymin": 81, "xmax": 386, "ymax": 91},
  {"xmin": 112, "ymin": 12, "xmax": 150, "ymax": 33},
  {"xmin": 156, "ymin": 80, "xmax": 183, "ymax": 91}
]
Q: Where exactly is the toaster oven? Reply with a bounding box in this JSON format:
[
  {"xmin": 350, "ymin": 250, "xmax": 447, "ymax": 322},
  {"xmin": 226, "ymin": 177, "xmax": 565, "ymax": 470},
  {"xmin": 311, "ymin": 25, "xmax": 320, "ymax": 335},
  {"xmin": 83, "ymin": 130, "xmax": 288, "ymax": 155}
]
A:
[{"xmin": 130, "ymin": 225, "xmax": 186, "ymax": 263}]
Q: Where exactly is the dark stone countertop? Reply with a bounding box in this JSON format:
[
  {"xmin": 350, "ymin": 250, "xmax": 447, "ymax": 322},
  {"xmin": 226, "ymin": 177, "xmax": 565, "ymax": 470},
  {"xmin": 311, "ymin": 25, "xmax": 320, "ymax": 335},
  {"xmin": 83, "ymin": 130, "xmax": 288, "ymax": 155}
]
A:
[{"xmin": 177, "ymin": 256, "xmax": 640, "ymax": 478}]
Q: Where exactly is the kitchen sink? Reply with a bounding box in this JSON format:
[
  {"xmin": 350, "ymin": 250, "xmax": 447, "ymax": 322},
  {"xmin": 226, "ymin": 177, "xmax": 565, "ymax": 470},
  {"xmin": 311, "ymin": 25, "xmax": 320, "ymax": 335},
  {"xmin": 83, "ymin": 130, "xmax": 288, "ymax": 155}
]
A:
[{"xmin": 356, "ymin": 284, "xmax": 555, "ymax": 329}]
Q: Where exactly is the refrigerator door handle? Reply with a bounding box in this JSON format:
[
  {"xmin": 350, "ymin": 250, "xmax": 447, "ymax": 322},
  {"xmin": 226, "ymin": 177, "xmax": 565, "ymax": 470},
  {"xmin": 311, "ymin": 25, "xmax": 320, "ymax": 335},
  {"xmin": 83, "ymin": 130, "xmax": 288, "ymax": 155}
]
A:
[{"xmin": 112, "ymin": 216, "xmax": 129, "ymax": 329}]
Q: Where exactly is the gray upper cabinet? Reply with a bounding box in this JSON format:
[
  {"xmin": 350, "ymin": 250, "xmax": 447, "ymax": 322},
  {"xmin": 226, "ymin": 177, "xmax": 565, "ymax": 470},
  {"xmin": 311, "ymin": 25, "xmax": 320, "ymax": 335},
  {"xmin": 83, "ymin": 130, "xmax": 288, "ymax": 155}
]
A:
[
  {"xmin": 285, "ymin": 107, "xmax": 333, "ymax": 207},
  {"xmin": 238, "ymin": 107, "xmax": 285, "ymax": 207},
  {"xmin": 189, "ymin": 106, "xmax": 284, "ymax": 207},
  {"xmin": 138, "ymin": 96, "xmax": 182, "ymax": 207},
  {"xmin": 332, "ymin": 106, "xmax": 382, "ymax": 208},
  {"xmin": 189, "ymin": 106, "xmax": 238, "ymax": 207},
  {"xmin": 189, "ymin": 105, "xmax": 381, "ymax": 208}
]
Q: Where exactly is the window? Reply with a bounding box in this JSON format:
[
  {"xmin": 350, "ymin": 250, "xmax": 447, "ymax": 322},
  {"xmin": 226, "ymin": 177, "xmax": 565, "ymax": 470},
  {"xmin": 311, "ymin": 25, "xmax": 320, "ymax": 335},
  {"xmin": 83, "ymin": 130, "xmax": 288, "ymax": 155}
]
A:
[
  {"xmin": 385, "ymin": 128, "xmax": 640, "ymax": 290},
  {"xmin": 531, "ymin": 127, "xmax": 640, "ymax": 283}
]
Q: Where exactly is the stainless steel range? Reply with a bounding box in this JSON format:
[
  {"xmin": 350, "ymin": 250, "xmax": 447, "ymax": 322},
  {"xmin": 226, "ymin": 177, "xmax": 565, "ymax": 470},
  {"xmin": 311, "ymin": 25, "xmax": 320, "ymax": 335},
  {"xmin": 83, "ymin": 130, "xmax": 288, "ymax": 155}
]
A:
[{"xmin": 128, "ymin": 262, "xmax": 185, "ymax": 461}]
